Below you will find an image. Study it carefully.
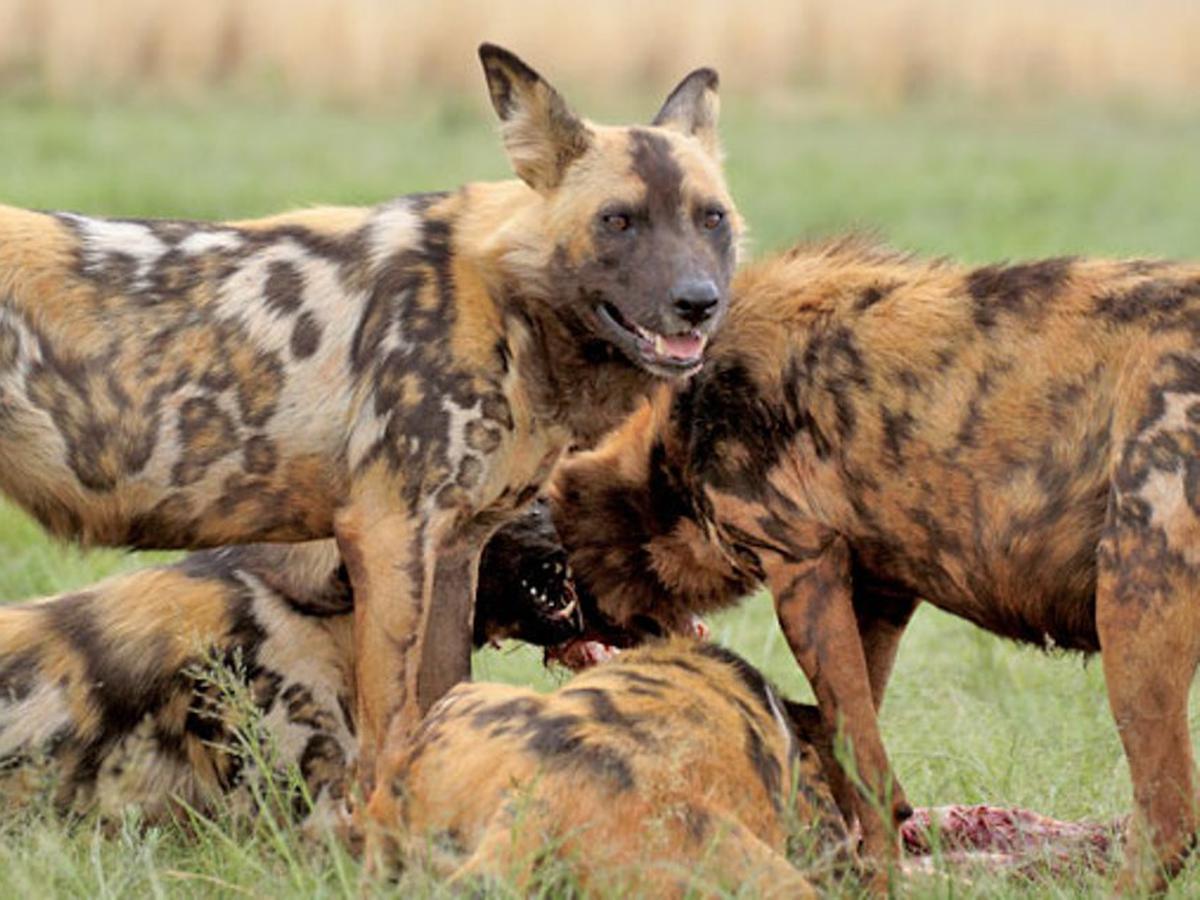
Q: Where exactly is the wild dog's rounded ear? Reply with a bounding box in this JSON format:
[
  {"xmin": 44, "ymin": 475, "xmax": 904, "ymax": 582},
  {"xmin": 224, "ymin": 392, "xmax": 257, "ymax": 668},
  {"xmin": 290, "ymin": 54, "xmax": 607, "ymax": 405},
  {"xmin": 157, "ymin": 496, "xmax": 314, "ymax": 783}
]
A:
[
  {"xmin": 651, "ymin": 67, "xmax": 721, "ymax": 158},
  {"xmin": 478, "ymin": 43, "xmax": 593, "ymax": 193}
]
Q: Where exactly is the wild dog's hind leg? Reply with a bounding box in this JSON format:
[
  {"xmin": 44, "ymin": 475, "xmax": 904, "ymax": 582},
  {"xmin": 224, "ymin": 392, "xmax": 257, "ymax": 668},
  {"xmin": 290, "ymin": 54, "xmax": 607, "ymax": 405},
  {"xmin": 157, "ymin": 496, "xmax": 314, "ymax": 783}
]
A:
[
  {"xmin": 765, "ymin": 535, "xmax": 909, "ymax": 871},
  {"xmin": 1099, "ymin": 363, "xmax": 1200, "ymax": 891}
]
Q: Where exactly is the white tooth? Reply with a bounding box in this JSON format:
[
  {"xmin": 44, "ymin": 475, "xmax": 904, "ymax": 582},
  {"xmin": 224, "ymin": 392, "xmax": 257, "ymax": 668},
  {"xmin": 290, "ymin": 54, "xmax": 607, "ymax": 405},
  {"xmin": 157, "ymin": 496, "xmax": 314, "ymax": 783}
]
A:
[{"xmin": 654, "ymin": 334, "xmax": 665, "ymax": 355}]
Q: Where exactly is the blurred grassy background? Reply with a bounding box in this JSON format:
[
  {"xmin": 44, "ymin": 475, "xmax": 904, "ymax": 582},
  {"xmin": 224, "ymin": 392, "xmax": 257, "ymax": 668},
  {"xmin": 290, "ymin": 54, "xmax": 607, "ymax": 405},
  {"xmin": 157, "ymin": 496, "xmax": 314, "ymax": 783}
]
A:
[
  {"xmin": 2, "ymin": 2, "xmax": 1200, "ymax": 896},
  {"xmin": 1, "ymin": 0, "xmax": 1199, "ymax": 109}
]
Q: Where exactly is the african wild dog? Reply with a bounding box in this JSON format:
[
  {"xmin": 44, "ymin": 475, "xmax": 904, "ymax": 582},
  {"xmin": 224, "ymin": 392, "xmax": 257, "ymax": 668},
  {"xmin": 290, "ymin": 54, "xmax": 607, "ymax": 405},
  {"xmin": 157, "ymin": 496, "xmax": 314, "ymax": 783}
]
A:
[
  {"xmin": 370, "ymin": 637, "xmax": 843, "ymax": 897},
  {"xmin": 532, "ymin": 237, "xmax": 1200, "ymax": 890},
  {"xmin": 0, "ymin": 515, "xmax": 586, "ymax": 831},
  {"xmin": 0, "ymin": 44, "xmax": 741, "ymax": 787}
]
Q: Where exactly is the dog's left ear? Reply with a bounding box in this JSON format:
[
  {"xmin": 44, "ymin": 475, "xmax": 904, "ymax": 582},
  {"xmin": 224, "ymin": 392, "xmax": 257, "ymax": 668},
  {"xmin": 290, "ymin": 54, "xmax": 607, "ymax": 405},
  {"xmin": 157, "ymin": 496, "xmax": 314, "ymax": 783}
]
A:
[
  {"xmin": 479, "ymin": 43, "xmax": 593, "ymax": 193},
  {"xmin": 652, "ymin": 67, "xmax": 721, "ymax": 158}
]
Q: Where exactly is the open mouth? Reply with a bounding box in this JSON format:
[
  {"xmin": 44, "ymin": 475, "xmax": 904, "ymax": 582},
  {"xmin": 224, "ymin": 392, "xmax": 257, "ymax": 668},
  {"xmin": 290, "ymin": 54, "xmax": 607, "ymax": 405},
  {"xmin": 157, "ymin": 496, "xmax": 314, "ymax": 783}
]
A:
[{"xmin": 596, "ymin": 301, "xmax": 708, "ymax": 374}]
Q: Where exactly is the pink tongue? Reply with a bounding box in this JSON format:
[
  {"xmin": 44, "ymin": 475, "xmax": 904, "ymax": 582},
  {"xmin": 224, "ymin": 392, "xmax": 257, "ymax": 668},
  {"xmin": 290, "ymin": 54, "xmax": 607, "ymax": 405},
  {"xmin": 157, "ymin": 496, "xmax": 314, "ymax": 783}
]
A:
[{"xmin": 660, "ymin": 333, "xmax": 704, "ymax": 360}]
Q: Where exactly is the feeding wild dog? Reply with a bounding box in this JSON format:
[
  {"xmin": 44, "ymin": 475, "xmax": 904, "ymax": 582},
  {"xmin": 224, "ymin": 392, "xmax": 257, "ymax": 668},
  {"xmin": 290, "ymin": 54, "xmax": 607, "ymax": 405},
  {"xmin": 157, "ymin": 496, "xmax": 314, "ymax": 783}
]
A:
[
  {"xmin": 0, "ymin": 513, "xmax": 586, "ymax": 831},
  {"xmin": 377, "ymin": 636, "xmax": 1120, "ymax": 892},
  {"xmin": 0, "ymin": 45, "xmax": 740, "ymax": 784},
  {"xmin": 538, "ymin": 237, "xmax": 1200, "ymax": 890},
  {"xmin": 370, "ymin": 637, "xmax": 842, "ymax": 897}
]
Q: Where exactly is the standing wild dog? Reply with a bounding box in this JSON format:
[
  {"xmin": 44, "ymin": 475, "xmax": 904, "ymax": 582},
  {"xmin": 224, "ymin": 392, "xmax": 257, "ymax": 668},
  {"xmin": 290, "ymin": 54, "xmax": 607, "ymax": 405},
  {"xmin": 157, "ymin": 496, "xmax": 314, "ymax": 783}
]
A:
[
  {"xmin": 0, "ymin": 514, "xmax": 587, "ymax": 831},
  {"xmin": 0, "ymin": 44, "xmax": 741, "ymax": 784},
  {"xmin": 535, "ymin": 236, "xmax": 1200, "ymax": 890}
]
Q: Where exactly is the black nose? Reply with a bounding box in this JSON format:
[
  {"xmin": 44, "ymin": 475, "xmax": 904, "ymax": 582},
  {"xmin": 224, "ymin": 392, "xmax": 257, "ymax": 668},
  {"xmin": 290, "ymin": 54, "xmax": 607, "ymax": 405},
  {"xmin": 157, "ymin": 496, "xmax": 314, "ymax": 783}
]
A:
[{"xmin": 672, "ymin": 278, "xmax": 720, "ymax": 326}]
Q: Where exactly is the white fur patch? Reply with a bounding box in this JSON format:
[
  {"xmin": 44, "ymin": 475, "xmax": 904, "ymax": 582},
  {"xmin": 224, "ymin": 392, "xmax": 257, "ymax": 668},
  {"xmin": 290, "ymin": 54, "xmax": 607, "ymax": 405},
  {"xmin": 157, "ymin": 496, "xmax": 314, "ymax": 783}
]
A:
[
  {"xmin": 442, "ymin": 396, "xmax": 483, "ymax": 469},
  {"xmin": 0, "ymin": 680, "xmax": 72, "ymax": 759},
  {"xmin": 367, "ymin": 200, "xmax": 424, "ymax": 272},
  {"xmin": 178, "ymin": 230, "xmax": 246, "ymax": 255},
  {"xmin": 61, "ymin": 213, "xmax": 168, "ymax": 293}
]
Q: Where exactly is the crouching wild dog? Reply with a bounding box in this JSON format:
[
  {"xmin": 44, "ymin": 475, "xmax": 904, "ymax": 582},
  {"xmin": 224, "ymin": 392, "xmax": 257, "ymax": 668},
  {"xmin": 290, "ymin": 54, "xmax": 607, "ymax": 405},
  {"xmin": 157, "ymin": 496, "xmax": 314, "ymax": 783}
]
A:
[
  {"xmin": 541, "ymin": 237, "xmax": 1200, "ymax": 890},
  {"xmin": 372, "ymin": 637, "xmax": 844, "ymax": 897},
  {"xmin": 0, "ymin": 44, "xmax": 741, "ymax": 784},
  {"xmin": 0, "ymin": 510, "xmax": 586, "ymax": 831}
]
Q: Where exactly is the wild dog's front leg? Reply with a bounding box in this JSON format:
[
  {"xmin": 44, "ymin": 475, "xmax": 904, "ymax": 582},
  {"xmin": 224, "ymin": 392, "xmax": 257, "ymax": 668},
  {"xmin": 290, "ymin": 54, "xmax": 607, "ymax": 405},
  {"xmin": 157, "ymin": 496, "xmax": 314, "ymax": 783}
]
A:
[
  {"xmin": 766, "ymin": 536, "xmax": 908, "ymax": 870},
  {"xmin": 334, "ymin": 502, "xmax": 425, "ymax": 791},
  {"xmin": 363, "ymin": 536, "xmax": 484, "ymax": 876},
  {"xmin": 416, "ymin": 540, "xmax": 480, "ymax": 712}
]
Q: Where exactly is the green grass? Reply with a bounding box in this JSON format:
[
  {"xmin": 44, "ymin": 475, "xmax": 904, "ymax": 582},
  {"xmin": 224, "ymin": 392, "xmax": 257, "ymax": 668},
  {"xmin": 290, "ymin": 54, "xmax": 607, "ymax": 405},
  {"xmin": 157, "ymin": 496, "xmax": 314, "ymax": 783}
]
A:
[{"xmin": 3, "ymin": 92, "xmax": 1200, "ymax": 896}]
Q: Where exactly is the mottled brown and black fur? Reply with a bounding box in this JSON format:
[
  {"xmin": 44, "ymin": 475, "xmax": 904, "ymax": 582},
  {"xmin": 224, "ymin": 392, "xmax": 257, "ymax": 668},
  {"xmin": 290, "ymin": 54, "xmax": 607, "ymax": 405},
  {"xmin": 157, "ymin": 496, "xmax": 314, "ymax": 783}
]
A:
[
  {"xmin": 544, "ymin": 237, "xmax": 1200, "ymax": 890},
  {"xmin": 0, "ymin": 517, "xmax": 586, "ymax": 832},
  {"xmin": 370, "ymin": 638, "xmax": 845, "ymax": 897},
  {"xmin": 0, "ymin": 44, "xmax": 742, "ymax": 791}
]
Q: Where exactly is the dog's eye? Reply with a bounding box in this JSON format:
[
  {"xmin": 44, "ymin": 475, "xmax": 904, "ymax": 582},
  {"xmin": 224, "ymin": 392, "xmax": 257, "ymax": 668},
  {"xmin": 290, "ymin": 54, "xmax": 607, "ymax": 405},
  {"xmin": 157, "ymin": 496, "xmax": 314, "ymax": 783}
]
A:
[
  {"xmin": 602, "ymin": 213, "xmax": 631, "ymax": 233},
  {"xmin": 702, "ymin": 209, "xmax": 725, "ymax": 230}
]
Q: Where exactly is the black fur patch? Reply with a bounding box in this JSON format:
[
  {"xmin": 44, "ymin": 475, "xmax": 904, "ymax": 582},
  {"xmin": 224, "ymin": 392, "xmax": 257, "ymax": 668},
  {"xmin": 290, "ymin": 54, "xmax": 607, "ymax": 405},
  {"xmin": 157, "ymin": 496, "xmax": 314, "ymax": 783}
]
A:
[
  {"xmin": 524, "ymin": 712, "xmax": 635, "ymax": 792},
  {"xmin": 744, "ymin": 719, "xmax": 783, "ymax": 811},
  {"xmin": 0, "ymin": 649, "xmax": 39, "ymax": 704},
  {"xmin": 967, "ymin": 258, "xmax": 1074, "ymax": 329},
  {"xmin": 691, "ymin": 642, "xmax": 778, "ymax": 720},
  {"xmin": 629, "ymin": 129, "xmax": 684, "ymax": 223}
]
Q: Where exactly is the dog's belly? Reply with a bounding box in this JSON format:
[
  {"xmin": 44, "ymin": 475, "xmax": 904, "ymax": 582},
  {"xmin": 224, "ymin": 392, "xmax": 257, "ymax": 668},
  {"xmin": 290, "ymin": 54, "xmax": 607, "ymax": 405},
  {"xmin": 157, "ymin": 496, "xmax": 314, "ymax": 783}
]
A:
[{"xmin": 853, "ymin": 496, "xmax": 1105, "ymax": 652}]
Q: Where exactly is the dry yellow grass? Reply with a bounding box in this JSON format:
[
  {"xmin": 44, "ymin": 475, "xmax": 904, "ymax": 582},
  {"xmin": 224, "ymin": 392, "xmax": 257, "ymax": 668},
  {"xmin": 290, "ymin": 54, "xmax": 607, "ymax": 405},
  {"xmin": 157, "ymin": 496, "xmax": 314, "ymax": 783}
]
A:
[{"xmin": 0, "ymin": 0, "xmax": 1198, "ymax": 106}]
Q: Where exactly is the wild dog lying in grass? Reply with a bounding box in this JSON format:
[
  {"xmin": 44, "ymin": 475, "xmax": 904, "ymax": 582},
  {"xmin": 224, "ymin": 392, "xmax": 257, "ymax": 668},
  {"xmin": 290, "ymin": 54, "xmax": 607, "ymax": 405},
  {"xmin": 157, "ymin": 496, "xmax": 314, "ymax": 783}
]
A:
[
  {"xmin": 373, "ymin": 634, "xmax": 1122, "ymax": 895},
  {"xmin": 0, "ymin": 44, "xmax": 741, "ymax": 787},
  {"xmin": 0, "ymin": 511, "xmax": 584, "ymax": 833},
  {"xmin": 538, "ymin": 236, "xmax": 1200, "ymax": 890},
  {"xmin": 371, "ymin": 637, "xmax": 842, "ymax": 898}
]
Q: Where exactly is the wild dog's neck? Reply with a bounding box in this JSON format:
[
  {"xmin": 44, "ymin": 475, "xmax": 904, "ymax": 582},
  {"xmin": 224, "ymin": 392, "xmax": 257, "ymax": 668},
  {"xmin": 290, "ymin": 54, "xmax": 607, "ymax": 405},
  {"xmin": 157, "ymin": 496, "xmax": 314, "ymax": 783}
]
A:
[
  {"xmin": 682, "ymin": 246, "xmax": 921, "ymax": 511},
  {"xmin": 455, "ymin": 179, "xmax": 660, "ymax": 449}
]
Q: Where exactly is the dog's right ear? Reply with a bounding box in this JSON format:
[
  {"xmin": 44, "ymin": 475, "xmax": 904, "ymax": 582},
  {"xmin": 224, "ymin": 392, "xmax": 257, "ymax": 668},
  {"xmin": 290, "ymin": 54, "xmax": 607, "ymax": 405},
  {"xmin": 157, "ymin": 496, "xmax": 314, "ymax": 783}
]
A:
[{"xmin": 479, "ymin": 43, "xmax": 593, "ymax": 194}]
